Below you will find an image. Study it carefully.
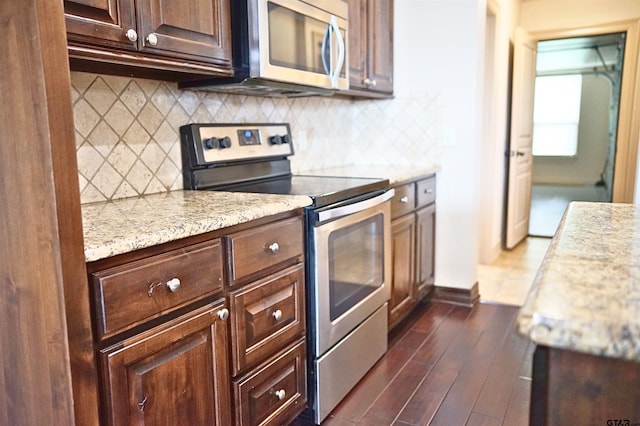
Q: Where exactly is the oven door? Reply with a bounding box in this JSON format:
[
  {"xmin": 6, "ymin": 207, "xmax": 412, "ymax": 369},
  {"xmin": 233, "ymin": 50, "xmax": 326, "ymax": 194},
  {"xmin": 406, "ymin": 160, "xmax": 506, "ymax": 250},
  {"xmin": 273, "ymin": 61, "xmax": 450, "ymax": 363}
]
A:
[{"xmin": 310, "ymin": 189, "xmax": 394, "ymax": 356}]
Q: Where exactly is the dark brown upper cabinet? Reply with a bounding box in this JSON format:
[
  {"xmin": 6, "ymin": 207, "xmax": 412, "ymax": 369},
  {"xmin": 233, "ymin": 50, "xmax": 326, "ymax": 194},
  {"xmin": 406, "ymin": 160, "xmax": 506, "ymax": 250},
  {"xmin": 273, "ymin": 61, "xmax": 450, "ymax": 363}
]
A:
[
  {"xmin": 64, "ymin": 0, "xmax": 232, "ymax": 79},
  {"xmin": 348, "ymin": 0, "xmax": 394, "ymax": 96}
]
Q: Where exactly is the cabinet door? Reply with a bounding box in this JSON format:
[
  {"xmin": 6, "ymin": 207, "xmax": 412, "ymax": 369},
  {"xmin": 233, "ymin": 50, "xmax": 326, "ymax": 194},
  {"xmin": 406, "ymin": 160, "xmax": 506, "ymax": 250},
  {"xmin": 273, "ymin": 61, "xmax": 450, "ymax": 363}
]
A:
[
  {"xmin": 348, "ymin": 0, "xmax": 368, "ymax": 90},
  {"xmin": 389, "ymin": 214, "xmax": 415, "ymax": 327},
  {"xmin": 64, "ymin": 0, "xmax": 136, "ymax": 50},
  {"xmin": 416, "ymin": 204, "xmax": 436, "ymax": 298},
  {"xmin": 136, "ymin": 0, "xmax": 232, "ymax": 65},
  {"xmin": 367, "ymin": 0, "xmax": 394, "ymax": 93},
  {"xmin": 100, "ymin": 302, "xmax": 231, "ymax": 426}
]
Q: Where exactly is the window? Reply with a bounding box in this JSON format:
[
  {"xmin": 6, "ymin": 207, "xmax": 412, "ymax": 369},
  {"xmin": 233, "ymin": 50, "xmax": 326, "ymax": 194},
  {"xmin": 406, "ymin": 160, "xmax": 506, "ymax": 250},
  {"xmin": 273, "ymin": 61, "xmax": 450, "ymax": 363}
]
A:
[{"xmin": 532, "ymin": 74, "xmax": 583, "ymax": 157}]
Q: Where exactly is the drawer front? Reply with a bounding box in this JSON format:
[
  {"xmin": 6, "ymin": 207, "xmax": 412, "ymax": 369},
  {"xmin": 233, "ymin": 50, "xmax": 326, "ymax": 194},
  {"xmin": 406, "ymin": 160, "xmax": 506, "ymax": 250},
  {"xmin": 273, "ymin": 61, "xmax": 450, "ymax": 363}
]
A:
[
  {"xmin": 234, "ymin": 339, "xmax": 307, "ymax": 426},
  {"xmin": 416, "ymin": 176, "xmax": 436, "ymax": 208},
  {"xmin": 92, "ymin": 240, "xmax": 224, "ymax": 340},
  {"xmin": 391, "ymin": 183, "xmax": 416, "ymax": 218},
  {"xmin": 228, "ymin": 217, "xmax": 304, "ymax": 285},
  {"xmin": 229, "ymin": 264, "xmax": 305, "ymax": 376}
]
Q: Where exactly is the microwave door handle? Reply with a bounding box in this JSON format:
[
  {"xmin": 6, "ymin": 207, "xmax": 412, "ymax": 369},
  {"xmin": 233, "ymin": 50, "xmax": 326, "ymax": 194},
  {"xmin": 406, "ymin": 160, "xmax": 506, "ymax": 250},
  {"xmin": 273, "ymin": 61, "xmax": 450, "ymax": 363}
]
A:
[
  {"xmin": 321, "ymin": 24, "xmax": 331, "ymax": 77},
  {"xmin": 329, "ymin": 15, "xmax": 345, "ymax": 88},
  {"xmin": 315, "ymin": 189, "xmax": 395, "ymax": 224}
]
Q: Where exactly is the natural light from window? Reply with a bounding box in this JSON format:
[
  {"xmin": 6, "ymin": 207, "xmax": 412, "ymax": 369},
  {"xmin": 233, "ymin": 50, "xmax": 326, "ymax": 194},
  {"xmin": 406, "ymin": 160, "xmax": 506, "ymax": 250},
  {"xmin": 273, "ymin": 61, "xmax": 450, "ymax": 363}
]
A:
[{"xmin": 532, "ymin": 74, "xmax": 582, "ymax": 157}]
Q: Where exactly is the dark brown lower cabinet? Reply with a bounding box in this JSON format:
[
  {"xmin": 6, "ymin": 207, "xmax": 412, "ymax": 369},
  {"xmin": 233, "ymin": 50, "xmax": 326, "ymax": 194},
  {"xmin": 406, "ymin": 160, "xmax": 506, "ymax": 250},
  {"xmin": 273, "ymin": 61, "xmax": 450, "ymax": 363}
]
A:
[
  {"xmin": 388, "ymin": 175, "xmax": 436, "ymax": 330},
  {"xmin": 531, "ymin": 345, "xmax": 640, "ymax": 425},
  {"xmin": 389, "ymin": 213, "xmax": 416, "ymax": 326},
  {"xmin": 415, "ymin": 203, "xmax": 436, "ymax": 298},
  {"xmin": 100, "ymin": 301, "xmax": 231, "ymax": 426}
]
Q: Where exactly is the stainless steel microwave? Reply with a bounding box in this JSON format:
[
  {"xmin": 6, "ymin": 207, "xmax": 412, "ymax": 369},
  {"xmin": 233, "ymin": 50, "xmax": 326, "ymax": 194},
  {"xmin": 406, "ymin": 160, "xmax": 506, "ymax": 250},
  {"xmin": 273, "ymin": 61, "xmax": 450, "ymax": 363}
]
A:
[{"xmin": 180, "ymin": 0, "xmax": 348, "ymax": 97}]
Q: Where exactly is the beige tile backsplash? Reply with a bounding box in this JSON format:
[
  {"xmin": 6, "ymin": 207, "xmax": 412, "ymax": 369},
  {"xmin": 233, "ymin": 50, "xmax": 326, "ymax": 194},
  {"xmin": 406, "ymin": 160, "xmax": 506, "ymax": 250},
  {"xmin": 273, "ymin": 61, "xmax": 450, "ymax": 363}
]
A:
[{"xmin": 72, "ymin": 72, "xmax": 441, "ymax": 204}]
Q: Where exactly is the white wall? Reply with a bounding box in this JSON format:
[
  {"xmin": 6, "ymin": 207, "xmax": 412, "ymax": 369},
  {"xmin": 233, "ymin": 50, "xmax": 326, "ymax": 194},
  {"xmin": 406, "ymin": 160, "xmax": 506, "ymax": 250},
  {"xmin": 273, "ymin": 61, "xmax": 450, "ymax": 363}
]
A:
[
  {"xmin": 520, "ymin": 0, "xmax": 640, "ymax": 33},
  {"xmin": 478, "ymin": 0, "xmax": 519, "ymax": 264},
  {"xmin": 396, "ymin": 0, "xmax": 486, "ymax": 290}
]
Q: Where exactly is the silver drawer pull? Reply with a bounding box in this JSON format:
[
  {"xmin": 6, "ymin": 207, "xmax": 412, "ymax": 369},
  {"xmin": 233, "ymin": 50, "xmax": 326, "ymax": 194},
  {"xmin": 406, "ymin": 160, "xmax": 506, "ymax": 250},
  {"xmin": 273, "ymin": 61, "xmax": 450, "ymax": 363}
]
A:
[
  {"xmin": 267, "ymin": 242, "xmax": 280, "ymax": 254},
  {"xmin": 275, "ymin": 389, "xmax": 286, "ymax": 400},
  {"xmin": 399, "ymin": 196, "xmax": 409, "ymax": 204},
  {"xmin": 272, "ymin": 309, "xmax": 283, "ymax": 321},
  {"xmin": 166, "ymin": 278, "xmax": 181, "ymax": 293},
  {"xmin": 425, "ymin": 189, "xmax": 434, "ymax": 194},
  {"xmin": 217, "ymin": 308, "xmax": 229, "ymax": 321}
]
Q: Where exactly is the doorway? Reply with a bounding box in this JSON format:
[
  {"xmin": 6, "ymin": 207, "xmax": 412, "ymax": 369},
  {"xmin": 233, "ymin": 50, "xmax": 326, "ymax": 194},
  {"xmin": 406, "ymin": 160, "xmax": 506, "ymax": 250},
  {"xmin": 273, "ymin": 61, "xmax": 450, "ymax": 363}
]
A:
[{"xmin": 528, "ymin": 33, "xmax": 625, "ymax": 237}]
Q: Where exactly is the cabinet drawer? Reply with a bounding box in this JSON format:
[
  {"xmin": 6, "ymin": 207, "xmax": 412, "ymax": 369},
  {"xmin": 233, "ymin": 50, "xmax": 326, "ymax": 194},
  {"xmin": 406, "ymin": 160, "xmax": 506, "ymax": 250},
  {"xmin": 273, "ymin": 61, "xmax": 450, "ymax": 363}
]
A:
[
  {"xmin": 416, "ymin": 176, "xmax": 436, "ymax": 208},
  {"xmin": 229, "ymin": 264, "xmax": 305, "ymax": 376},
  {"xmin": 234, "ymin": 339, "xmax": 307, "ymax": 426},
  {"xmin": 92, "ymin": 240, "xmax": 224, "ymax": 340},
  {"xmin": 391, "ymin": 183, "xmax": 416, "ymax": 218},
  {"xmin": 228, "ymin": 217, "xmax": 304, "ymax": 285}
]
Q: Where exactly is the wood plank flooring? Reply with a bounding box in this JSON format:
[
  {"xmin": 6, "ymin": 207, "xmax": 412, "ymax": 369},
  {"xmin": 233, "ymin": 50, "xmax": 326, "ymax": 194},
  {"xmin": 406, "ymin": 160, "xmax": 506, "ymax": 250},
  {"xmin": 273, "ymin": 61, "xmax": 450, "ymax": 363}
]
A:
[{"xmin": 294, "ymin": 301, "xmax": 534, "ymax": 425}]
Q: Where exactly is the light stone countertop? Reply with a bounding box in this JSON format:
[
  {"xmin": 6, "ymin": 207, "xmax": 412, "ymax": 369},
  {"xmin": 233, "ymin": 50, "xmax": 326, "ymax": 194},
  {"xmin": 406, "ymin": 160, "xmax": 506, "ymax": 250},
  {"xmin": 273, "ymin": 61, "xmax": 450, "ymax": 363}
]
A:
[
  {"xmin": 517, "ymin": 201, "xmax": 640, "ymax": 361},
  {"xmin": 300, "ymin": 164, "xmax": 438, "ymax": 185},
  {"xmin": 82, "ymin": 190, "xmax": 312, "ymax": 262}
]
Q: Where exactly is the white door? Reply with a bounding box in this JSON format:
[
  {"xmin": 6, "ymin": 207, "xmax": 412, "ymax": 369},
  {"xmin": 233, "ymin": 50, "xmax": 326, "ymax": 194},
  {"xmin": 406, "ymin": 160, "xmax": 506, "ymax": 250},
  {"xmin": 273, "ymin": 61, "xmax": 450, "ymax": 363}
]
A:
[{"xmin": 506, "ymin": 27, "xmax": 537, "ymax": 249}]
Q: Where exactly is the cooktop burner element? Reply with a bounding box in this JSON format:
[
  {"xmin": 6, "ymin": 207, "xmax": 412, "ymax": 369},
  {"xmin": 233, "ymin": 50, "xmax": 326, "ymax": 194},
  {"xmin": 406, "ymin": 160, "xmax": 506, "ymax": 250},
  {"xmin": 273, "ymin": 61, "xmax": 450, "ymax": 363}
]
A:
[{"xmin": 180, "ymin": 123, "xmax": 388, "ymax": 206}]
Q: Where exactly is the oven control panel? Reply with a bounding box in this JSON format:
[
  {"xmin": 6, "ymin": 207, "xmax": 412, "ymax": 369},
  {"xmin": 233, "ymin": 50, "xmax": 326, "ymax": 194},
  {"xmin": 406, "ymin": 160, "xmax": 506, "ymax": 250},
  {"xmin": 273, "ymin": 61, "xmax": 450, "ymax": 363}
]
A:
[{"xmin": 181, "ymin": 123, "xmax": 294, "ymax": 166}]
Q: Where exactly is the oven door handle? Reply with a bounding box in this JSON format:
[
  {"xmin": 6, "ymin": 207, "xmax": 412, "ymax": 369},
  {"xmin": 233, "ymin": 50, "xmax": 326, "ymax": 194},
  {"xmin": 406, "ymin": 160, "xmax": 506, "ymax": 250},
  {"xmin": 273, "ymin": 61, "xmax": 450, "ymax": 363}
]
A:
[{"xmin": 315, "ymin": 189, "xmax": 395, "ymax": 224}]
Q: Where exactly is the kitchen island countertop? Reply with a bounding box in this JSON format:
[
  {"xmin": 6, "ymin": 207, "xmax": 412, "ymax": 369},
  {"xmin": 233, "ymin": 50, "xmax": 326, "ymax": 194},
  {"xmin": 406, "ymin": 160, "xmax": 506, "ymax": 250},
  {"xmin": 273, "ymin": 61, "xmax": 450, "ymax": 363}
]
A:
[
  {"xmin": 517, "ymin": 201, "xmax": 640, "ymax": 361},
  {"xmin": 82, "ymin": 190, "xmax": 312, "ymax": 262}
]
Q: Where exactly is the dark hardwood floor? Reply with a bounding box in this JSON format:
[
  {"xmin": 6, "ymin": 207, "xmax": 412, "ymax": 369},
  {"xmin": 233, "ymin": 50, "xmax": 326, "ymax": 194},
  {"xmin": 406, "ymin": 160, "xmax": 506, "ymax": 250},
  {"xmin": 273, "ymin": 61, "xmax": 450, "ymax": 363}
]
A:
[{"xmin": 295, "ymin": 301, "xmax": 533, "ymax": 425}]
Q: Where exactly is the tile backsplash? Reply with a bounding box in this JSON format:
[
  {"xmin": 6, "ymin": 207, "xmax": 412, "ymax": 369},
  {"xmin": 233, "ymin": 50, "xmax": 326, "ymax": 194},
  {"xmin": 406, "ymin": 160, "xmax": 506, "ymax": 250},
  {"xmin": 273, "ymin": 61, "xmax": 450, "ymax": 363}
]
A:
[{"xmin": 72, "ymin": 72, "xmax": 441, "ymax": 204}]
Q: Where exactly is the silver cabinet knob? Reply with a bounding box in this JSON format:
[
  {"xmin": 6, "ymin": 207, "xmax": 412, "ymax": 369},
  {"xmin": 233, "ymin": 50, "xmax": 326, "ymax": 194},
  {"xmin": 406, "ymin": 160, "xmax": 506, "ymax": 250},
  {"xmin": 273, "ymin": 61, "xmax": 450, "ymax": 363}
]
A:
[
  {"xmin": 217, "ymin": 308, "xmax": 229, "ymax": 321},
  {"xmin": 275, "ymin": 389, "xmax": 286, "ymax": 400},
  {"xmin": 146, "ymin": 33, "xmax": 158, "ymax": 46},
  {"xmin": 267, "ymin": 242, "xmax": 280, "ymax": 254},
  {"xmin": 125, "ymin": 29, "xmax": 138, "ymax": 42},
  {"xmin": 166, "ymin": 278, "xmax": 181, "ymax": 293},
  {"xmin": 272, "ymin": 309, "xmax": 283, "ymax": 321},
  {"xmin": 399, "ymin": 196, "xmax": 409, "ymax": 204},
  {"xmin": 370, "ymin": 79, "xmax": 377, "ymax": 87},
  {"xmin": 363, "ymin": 78, "xmax": 371, "ymax": 86}
]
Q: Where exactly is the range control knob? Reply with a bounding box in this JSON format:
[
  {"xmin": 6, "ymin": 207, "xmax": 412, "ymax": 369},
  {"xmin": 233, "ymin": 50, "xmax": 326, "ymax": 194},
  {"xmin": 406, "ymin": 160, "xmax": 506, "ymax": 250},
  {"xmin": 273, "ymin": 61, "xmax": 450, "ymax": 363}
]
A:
[
  {"xmin": 282, "ymin": 134, "xmax": 291, "ymax": 144},
  {"xmin": 203, "ymin": 136, "xmax": 232, "ymax": 150},
  {"xmin": 219, "ymin": 136, "xmax": 232, "ymax": 149},
  {"xmin": 269, "ymin": 135, "xmax": 283, "ymax": 145},
  {"xmin": 203, "ymin": 137, "xmax": 219, "ymax": 150}
]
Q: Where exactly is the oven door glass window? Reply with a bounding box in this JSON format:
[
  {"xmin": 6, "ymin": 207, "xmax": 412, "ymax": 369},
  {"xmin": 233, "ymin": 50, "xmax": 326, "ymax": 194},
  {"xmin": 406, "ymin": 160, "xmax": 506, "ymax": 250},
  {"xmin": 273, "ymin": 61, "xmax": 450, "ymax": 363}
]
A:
[{"xmin": 328, "ymin": 213, "xmax": 385, "ymax": 321}]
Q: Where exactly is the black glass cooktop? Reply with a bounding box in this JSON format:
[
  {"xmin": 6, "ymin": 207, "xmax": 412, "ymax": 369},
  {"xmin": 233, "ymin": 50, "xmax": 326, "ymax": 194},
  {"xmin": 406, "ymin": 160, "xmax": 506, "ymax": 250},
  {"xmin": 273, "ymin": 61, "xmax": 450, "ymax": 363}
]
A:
[{"xmin": 219, "ymin": 175, "xmax": 389, "ymax": 208}]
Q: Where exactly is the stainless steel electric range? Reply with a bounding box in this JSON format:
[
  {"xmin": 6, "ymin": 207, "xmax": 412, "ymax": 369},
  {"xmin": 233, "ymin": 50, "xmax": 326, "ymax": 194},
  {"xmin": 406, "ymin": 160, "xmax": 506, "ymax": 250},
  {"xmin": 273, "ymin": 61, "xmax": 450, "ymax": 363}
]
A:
[{"xmin": 180, "ymin": 123, "xmax": 394, "ymax": 424}]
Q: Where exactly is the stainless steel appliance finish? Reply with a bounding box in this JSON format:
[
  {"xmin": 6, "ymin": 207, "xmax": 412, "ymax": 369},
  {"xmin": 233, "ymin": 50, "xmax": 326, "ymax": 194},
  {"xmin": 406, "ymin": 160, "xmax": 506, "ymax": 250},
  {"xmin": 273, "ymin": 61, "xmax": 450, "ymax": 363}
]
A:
[
  {"xmin": 179, "ymin": 0, "xmax": 348, "ymax": 97},
  {"xmin": 314, "ymin": 303, "xmax": 388, "ymax": 423},
  {"xmin": 311, "ymin": 189, "xmax": 392, "ymax": 356},
  {"xmin": 180, "ymin": 123, "xmax": 391, "ymax": 424}
]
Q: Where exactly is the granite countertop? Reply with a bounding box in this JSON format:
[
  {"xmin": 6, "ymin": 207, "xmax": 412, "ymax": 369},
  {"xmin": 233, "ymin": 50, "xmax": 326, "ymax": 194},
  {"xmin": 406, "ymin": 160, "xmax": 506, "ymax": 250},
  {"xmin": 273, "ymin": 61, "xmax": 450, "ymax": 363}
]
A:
[
  {"xmin": 82, "ymin": 190, "xmax": 312, "ymax": 262},
  {"xmin": 301, "ymin": 164, "xmax": 438, "ymax": 185},
  {"xmin": 517, "ymin": 201, "xmax": 640, "ymax": 361}
]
